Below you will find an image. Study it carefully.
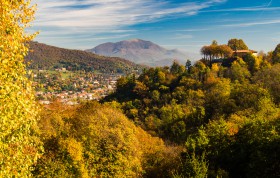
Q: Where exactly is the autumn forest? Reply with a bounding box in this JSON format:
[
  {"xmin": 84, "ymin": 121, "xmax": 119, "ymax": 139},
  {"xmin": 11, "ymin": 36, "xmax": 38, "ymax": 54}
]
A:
[{"xmin": 1, "ymin": 0, "xmax": 280, "ymax": 178}]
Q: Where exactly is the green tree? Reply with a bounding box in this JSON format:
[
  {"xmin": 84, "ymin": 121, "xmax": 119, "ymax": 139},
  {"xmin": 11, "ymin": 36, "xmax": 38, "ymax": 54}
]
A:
[
  {"xmin": 243, "ymin": 53, "xmax": 261, "ymax": 73},
  {"xmin": 204, "ymin": 78, "xmax": 232, "ymax": 119},
  {"xmin": 174, "ymin": 150, "xmax": 208, "ymax": 178},
  {"xmin": 224, "ymin": 57, "xmax": 251, "ymax": 82},
  {"xmin": 192, "ymin": 61, "xmax": 209, "ymax": 82},
  {"xmin": 253, "ymin": 64, "xmax": 280, "ymax": 104},
  {"xmin": 185, "ymin": 59, "xmax": 192, "ymax": 73},
  {"xmin": 272, "ymin": 43, "xmax": 280, "ymax": 63},
  {"xmin": 228, "ymin": 38, "xmax": 249, "ymax": 51},
  {"xmin": 0, "ymin": 0, "xmax": 42, "ymax": 177},
  {"xmin": 159, "ymin": 100, "xmax": 189, "ymax": 142},
  {"xmin": 212, "ymin": 40, "xmax": 218, "ymax": 46},
  {"xmin": 170, "ymin": 61, "xmax": 185, "ymax": 75}
]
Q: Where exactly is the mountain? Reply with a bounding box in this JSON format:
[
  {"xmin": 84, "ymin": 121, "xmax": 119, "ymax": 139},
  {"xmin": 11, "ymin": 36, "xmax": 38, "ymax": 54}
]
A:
[
  {"xmin": 86, "ymin": 39, "xmax": 189, "ymax": 66},
  {"xmin": 25, "ymin": 42, "xmax": 144, "ymax": 73}
]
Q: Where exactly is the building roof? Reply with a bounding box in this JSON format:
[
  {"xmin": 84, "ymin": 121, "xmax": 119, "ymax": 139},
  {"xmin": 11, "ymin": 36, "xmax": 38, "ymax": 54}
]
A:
[{"xmin": 236, "ymin": 50, "xmax": 257, "ymax": 53}]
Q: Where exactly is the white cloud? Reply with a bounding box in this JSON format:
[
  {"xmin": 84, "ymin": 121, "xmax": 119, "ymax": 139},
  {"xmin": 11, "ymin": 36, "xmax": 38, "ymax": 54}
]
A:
[
  {"xmin": 201, "ymin": 6, "xmax": 280, "ymax": 13},
  {"xmin": 33, "ymin": 0, "xmax": 226, "ymax": 41},
  {"xmin": 223, "ymin": 19, "xmax": 280, "ymax": 27}
]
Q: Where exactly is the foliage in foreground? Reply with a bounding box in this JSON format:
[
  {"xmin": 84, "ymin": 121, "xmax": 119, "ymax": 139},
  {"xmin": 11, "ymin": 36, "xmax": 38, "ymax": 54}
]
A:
[
  {"xmin": 33, "ymin": 102, "xmax": 181, "ymax": 177},
  {"xmin": 0, "ymin": 0, "xmax": 42, "ymax": 176}
]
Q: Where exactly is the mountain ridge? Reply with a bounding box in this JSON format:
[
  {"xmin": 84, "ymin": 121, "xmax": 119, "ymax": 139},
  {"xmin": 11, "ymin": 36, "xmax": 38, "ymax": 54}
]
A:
[
  {"xmin": 25, "ymin": 41, "xmax": 144, "ymax": 73},
  {"xmin": 86, "ymin": 39, "xmax": 189, "ymax": 66}
]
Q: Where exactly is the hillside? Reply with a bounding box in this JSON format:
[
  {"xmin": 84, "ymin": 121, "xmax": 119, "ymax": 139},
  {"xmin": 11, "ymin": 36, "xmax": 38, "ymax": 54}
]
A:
[
  {"xmin": 25, "ymin": 42, "xmax": 144, "ymax": 73},
  {"xmin": 103, "ymin": 49, "xmax": 280, "ymax": 177},
  {"xmin": 86, "ymin": 39, "xmax": 188, "ymax": 66}
]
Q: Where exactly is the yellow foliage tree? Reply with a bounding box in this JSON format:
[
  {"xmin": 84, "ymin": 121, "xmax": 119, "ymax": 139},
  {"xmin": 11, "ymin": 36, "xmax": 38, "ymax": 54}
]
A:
[
  {"xmin": 0, "ymin": 0, "xmax": 41, "ymax": 176},
  {"xmin": 35, "ymin": 102, "xmax": 181, "ymax": 177}
]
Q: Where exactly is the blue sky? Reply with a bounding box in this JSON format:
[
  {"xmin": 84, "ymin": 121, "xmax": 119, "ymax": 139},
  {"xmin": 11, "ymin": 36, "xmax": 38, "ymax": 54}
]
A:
[{"xmin": 32, "ymin": 0, "xmax": 280, "ymax": 59}]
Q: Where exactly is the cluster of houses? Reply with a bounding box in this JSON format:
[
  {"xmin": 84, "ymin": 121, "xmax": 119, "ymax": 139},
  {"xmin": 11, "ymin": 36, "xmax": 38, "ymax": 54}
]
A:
[{"xmin": 36, "ymin": 71, "xmax": 121, "ymax": 105}]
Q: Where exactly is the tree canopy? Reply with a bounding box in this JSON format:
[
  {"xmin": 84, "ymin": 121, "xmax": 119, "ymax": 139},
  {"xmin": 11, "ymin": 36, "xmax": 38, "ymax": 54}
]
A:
[
  {"xmin": 228, "ymin": 38, "xmax": 249, "ymax": 51},
  {"xmin": 103, "ymin": 42, "xmax": 280, "ymax": 177},
  {"xmin": 272, "ymin": 43, "xmax": 280, "ymax": 63},
  {"xmin": 33, "ymin": 102, "xmax": 181, "ymax": 177},
  {"xmin": 1, "ymin": 4, "xmax": 280, "ymax": 176},
  {"xmin": 201, "ymin": 42, "xmax": 233, "ymax": 61}
]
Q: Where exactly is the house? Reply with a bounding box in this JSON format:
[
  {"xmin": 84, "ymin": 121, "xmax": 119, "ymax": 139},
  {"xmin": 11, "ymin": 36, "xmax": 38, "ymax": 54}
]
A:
[
  {"xmin": 93, "ymin": 80, "xmax": 100, "ymax": 85},
  {"xmin": 235, "ymin": 50, "xmax": 257, "ymax": 57},
  {"xmin": 211, "ymin": 49, "xmax": 258, "ymax": 67},
  {"xmin": 109, "ymin": 80, "xmax": 117, "ymax": 85},
  {"xmin": 39, "ymin": 100, "xmax": 51, "ymax": 105},
  {"xmin": 66, "ymin": 101, "xmax": 78, "ymax": 106}
]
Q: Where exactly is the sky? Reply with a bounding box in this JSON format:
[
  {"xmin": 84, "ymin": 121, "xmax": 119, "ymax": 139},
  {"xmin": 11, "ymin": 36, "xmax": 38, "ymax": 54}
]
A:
[{"xmin": 32, "ymin": 0, "xmax": 280, "ymax": 59}]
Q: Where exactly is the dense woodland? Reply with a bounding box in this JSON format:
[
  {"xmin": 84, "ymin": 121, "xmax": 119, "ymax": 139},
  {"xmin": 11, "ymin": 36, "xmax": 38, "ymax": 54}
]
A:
[
  {"xmin": 32, "ymin": 40, "xmax": 280, "ymax": 177},
  {"xmin": 1, "ymin": 0, "xmax": 280, "ymax": 177},
  {"xmin": 101, "ymin": 39, "xmax": 280, "ymax": 177}
]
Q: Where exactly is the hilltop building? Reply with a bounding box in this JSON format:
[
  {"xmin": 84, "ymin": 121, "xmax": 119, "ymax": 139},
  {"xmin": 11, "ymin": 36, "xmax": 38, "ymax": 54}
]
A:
[{"xmin": 235, "ymin": 50, "xmax": 258, "ymax": 57}]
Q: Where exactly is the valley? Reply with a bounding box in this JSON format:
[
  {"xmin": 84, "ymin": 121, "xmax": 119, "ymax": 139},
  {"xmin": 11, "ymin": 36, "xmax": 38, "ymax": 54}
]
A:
[{"xmin": 26, "ymin": 42, "xmax": 143, "ymax": 104}]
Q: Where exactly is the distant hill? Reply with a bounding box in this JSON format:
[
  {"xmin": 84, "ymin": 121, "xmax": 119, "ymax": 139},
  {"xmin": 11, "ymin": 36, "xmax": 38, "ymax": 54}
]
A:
[
  {"xmin": 25, "ymin": 42, "xmax": 144, "ymax": 73},
  {"xmin": 86, "ymin": 39, "xmax": 189, "ymax": 66}
]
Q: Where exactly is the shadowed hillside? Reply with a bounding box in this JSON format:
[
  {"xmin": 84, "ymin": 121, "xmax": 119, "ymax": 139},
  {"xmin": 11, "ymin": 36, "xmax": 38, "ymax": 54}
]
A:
[{"xmin": 26, "ymin": 42, "xmax": 145, "ymax": 73}]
